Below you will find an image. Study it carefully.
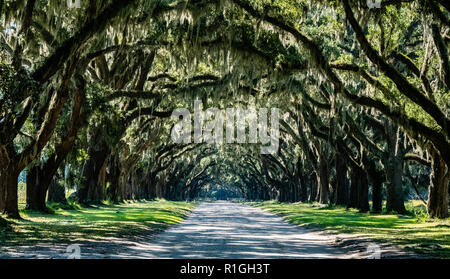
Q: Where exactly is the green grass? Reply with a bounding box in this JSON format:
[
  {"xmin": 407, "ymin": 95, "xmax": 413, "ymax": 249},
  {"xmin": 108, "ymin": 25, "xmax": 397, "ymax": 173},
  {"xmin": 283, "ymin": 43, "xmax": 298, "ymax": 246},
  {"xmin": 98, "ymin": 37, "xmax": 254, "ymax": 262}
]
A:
[
  {"xmin": 250, "ymin": 200, "xmax": 450, "ymax": 258},
  {"xmin": 0, "ymin": 199, "xmax": 196, "ymax": 248}
]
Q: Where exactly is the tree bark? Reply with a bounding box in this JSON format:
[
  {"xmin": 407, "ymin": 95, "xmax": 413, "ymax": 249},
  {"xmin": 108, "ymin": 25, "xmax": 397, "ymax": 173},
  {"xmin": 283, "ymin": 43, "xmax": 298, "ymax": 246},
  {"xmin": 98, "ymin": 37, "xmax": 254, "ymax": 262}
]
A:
[
  {"xmin": 89, "ymin": 161, "xmax": 107, "ymax": 202},
  {"xmin": 0, "ymin": 148, "xmax": 6, "ymax": 211},
  {"xmin": 365, "ymin": 159, "xmax": 383, "ymax": 213},
  {"xmin": 347, "ymin": 165, "xmax": 369, "ymax": 212},
  {"xmin": 427, "ymin": 148, "xmax": 449, "ymax": 218},
  {"xmin": 309, "ymin": 172, "xmax": 318, "ymax": 202},
  {"xmin": 26, "ymin": 165, "xmax": 51, "ymax": 212},
  {"xmin": 335, "ymin": 153, "xmax": 348, "ymax": 205},
  {"xmin": 318, "ymin": 154, "xmax": 329, "ymax": 204},
  {"xmin": 0, "ymin": 165, "xmax": 21, "ymax": 218},
  {"xmin": 348, "ymin": 167, "xmax": 359, "ymax": 209},
  {"xmin": 107, "ymin": 154, "xmax": 121, "ymax": 202},
  {"xmin": 385, "ymin": 123, "xmax": 406, "ymax": 214},
  {"xmin": 385, "ymin": 155, "xmax": 406, "ymax": 214},
  {"xmin": 298, "ymin": 171, "xmax": 308, "ymax": 202},
  {"xmin": 78, "ymin": 127, "xmax": 110, "ymax": 204},
  {"xmin": 358, "ymin": 168, "xmax": 370, "ymax": 213},
  {"xmin": 47, "ymin": 178, "xmax": 67, "ymax": 204}
]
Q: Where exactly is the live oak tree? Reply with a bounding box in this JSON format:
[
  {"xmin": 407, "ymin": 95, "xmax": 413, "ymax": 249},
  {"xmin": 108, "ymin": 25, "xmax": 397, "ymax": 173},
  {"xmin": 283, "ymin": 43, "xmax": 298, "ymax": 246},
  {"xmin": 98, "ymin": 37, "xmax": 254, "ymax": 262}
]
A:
[{"xmin": 1, "ymin": 0, "xmax": 449, "ymax": 220}]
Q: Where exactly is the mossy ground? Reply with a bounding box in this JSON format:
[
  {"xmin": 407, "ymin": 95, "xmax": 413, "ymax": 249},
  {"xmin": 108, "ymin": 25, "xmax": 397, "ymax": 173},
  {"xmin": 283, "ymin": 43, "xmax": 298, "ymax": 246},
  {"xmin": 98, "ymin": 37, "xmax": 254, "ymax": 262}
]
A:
[{"xmin": 250, "ymin": 200, "xmax": 450, "ymax": 258}]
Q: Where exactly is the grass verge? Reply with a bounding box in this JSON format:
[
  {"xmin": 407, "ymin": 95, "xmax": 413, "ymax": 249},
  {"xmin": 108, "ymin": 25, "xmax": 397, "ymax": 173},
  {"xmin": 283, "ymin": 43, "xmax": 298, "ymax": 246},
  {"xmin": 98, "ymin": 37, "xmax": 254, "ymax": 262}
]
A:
[
  {"xmin": 250, "ymin": 200, "xmax": 450, "ymax": 258},
  {"xmin": 0, "ymin": 199, "xmax": 196, "ymax": 248}
]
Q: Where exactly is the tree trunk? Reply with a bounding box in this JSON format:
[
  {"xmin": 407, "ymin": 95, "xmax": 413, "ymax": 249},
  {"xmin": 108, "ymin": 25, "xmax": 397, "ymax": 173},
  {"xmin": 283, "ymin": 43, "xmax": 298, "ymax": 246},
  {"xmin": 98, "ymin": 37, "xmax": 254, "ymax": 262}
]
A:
[
  {"xmin": 88, "ymin": 161, "xmax": 107, "ymax": 203},
  {"xmin": 118, "ymin": 170, "xmax": 129, "ymax": 201},
  {"xmin": 0, "ymin": 166, "xmax": 21, "ymax": 218},
  {"xmin": 48, "ymin": 176, "xmax": 67, "ymax": 204},
  {"xmin": 427, "ymin": 149, "xmax": 449, "ymax": 218},
  {"xmin": 296, "ymin": 158, "xmax": 308, "ymax": 202},
  {"xmin": 371, "ymin": 175, "xmax": 383, "ymax": 213},
  {"xmin": 78, "ymin": 128, "xmax": 110, "ymax": 204},
  {"xmin": 0, "ymin": 146, "xmax": 7, "ymax": 211},
  {"xmin": 385, "ymin": 155, "xmax": 406, "ymax": 213},
  {"xmin": 318, "ymin": 154, "xmax": 329, "ymax": 204},
  {"xmin": 107, "ymin": 153, "xmax": 126, "ymax": 203},
  {"xmin": 0, "ymin": 182, "xmax": 4, "ymax": 213},
  {"xmin": 291, "ymin": 182, "xmax": 297, "ymax": 202},
  {"xmin": 36, "ymin": 79, "xmax": 85, "ymax": 206},
  {"xmin": 335, "ymin": 153, "xmax": 348, "ymax": 206},
  {"xmin": 348, "ymin": 167, "xmax": 359, "ymax": 209},
  {"xmin": 385, "ymin": 123, "xmax": 406, "ymax": 214},
  {"xmin": 365, "ymin": 159, "xmax": 383, "ymax": 213},
  {"xmin": 358, "ymin": 168, "xmax": 370, "ymax": 213},
  {"xmin": 298, "ymin": 173, "xmax": 308, "ymax": 202},
  {"xmin": 0, "ymin": 145, "xmax": 20, "ymax": 218},
  {"xmin": 26, "ymin": 165, "xmax": 50, "ymax": 212},
  {"xmin": 148, "ymin": 173, "xmax": 157, "ymax": 199},
  {"xmin": 0, "ymin": 169, "xmax": 5, "ymax": 212},
  {"xmin": 309, "ymin": 172, "xmax": 318, "ymax": 202}
]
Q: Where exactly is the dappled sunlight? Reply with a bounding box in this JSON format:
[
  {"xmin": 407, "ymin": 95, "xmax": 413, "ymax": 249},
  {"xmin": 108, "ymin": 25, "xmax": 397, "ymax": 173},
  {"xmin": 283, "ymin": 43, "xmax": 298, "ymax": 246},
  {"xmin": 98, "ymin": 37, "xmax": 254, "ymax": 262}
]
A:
[
  {"xmin": 112, "ymin": 201, "xmax": 351, "ymax": 259},
  {"xmin": 255, "ymin": 201, "xmax": 450, "ymax": 257},
  {"xmin": 0, "ymin": 201, "xmax": 195, "ymax": 254}
]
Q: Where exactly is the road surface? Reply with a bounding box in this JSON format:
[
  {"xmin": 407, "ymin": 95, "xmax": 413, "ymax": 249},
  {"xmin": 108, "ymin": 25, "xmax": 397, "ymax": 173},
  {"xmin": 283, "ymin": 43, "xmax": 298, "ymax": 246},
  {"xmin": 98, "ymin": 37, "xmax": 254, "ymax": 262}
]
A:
[{"xmin": 135, "ymin": 201, "xmax": 350, "ymax": 259}]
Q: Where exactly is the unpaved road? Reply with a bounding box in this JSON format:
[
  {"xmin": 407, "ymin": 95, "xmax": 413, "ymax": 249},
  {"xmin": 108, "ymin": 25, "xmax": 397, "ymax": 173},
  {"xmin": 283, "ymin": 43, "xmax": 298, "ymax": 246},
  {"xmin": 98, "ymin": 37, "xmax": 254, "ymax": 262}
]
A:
[
  {"xmin": 132, "ymin": 201, "xmax": 352, "ymax": 259},
  {"xmin": 1, "ymin": 201, "xmax": 365, "ymax": 259}
]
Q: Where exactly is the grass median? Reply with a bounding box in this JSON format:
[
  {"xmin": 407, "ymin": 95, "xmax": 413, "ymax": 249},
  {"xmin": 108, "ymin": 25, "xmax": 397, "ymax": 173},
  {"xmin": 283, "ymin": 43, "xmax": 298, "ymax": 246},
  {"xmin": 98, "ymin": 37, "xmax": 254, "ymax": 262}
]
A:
[
  {"xmin": 250, "ymin": 200, "xmax": 450, "ymax": 258},
  {"xmin": 0, "ymin": 199, "xmax": 196, "ymax": 248}
]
